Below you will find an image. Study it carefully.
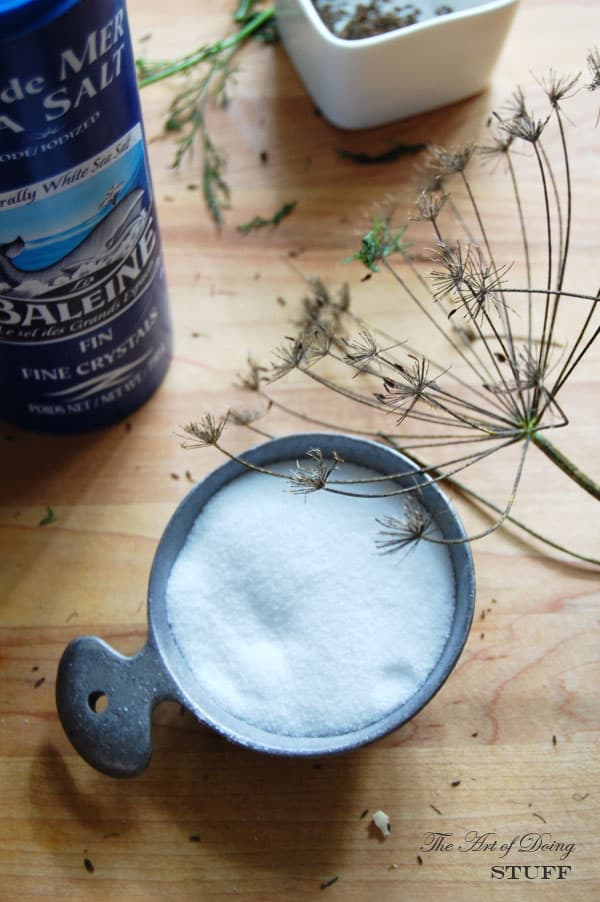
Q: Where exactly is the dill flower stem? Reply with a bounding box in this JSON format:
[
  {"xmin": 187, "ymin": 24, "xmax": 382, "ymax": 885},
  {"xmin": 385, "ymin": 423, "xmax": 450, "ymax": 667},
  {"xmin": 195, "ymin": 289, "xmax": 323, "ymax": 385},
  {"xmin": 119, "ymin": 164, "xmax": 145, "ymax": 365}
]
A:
[
  {"xmin": 532, "ymin": 432, "xmax": 600, "ymax": 499},
  {"xmin": 532, "ymin": 141, "xmax": 555, "ymax": 406},
  {"xmin": 548, "ymin": 318, "xmax": 600, "ymax": 403},
  {"xmin": 381, "ymin": 260, "xmax": 505, "ymax": 400},
  {"xmin": 459, "ymin": 172, "xmax": 520, "ymax": 367},
  {"xmin": 387, "ymin": 439, "xmax": 599, "ymax": 565},
  {"xmin": 541, "ymin": 108, "xmax": 573, "ymax": 375},
  {"xmin": 137, "ymin": 8, "xmax": 275, "ymax": 87}
]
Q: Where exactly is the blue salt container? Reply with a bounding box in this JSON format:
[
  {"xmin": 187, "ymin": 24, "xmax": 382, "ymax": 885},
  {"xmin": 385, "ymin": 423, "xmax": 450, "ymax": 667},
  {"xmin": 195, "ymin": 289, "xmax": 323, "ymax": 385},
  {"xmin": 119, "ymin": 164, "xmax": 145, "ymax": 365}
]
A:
[{"xmin": 0, "ymin": 0, "xmax": 172, "ymax": 432}]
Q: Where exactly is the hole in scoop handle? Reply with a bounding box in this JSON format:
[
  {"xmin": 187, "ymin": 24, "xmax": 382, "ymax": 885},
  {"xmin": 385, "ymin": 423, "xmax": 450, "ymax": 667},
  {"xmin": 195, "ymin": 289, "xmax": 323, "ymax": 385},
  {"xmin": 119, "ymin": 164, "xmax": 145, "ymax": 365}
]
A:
[{"xmin": 56, "ymin": 636, "xmax": 179, "ymax": 778}]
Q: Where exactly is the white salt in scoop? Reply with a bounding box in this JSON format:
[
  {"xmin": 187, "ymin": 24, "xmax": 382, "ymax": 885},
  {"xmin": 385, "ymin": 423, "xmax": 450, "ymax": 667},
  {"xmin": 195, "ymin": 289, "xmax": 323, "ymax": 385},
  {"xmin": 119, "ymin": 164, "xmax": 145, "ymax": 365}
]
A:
[
  {"xmin": 166, "ymin": 459, "xmax": 455, "ymax": 738},
  {"xmin": 56, "ymin": 434, "xmax": 475, "ymax": 777}
]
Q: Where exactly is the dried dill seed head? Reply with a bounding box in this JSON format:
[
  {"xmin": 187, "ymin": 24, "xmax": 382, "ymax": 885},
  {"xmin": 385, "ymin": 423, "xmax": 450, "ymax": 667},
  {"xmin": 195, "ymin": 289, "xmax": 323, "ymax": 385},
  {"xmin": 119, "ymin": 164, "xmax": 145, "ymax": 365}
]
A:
[
  {"xmin": 235, "ymin": 355, "xmax": 268, "ymax": 391},
  {"xmin": 375, "ymin": 354, "xmax": 437, "ymax": 423},
  {"xmin": 502, "ymin": 85, "xmax": 528, "ymax": 119},
  {"xmin": 182, "ymin": 412, "xmax": 229, "ymax": 447},
  {"xmin": 269, "ymin": 326, "xmax": 331, "ymax": 381},
  {"xmin": 478, "ymin": 127, "xmax": 514, "ymax": 162},
  {"xmin": 586, "ymin": 47, "xmax": 600, "ymax": 91},
  {"xmin": 422, "ymin": 143, "xmax": 475, "ymax": 184},
  {"xmin": 501, "ymin": 111, "xmax": 550, "ymax": 144},
  {"xmin": 539, "ymin": 70, "xmax": 581, "ymax": 107},
  {"xmin": 430, "ymin": 243, "xmax": 509, "ymax": 320},
  {"xmin": 375, "ymin": 492, "xmax": 436, "ymax": 553},
  {"xmin": 430, "ymin": 242, "xmax": 472, "ymax": 300},
  {"xmin": 298, "ymin": 280, "xmax": 350, "ymax": 334},
  {"xmin": 341, "ymin": 330, "xmax": 382, "ymax": 375},
  {"xmin": 414, "ymin": 189, "xmax": 449, "ymax": 222},
  {"xmin": 229, "ymin": 408, "xmax": 264, "ymax": 427},
  {"xmin": 289, "ymin": 448, "xmax": 343, "ymax": 494}
]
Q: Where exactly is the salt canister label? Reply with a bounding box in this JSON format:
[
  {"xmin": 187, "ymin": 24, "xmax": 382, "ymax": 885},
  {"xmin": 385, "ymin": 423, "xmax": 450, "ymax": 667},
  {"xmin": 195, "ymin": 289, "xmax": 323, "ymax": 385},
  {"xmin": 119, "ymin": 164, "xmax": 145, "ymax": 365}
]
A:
[{"xmin": 0, "ymin": 0, "xmax": 172, "ymax": 432}]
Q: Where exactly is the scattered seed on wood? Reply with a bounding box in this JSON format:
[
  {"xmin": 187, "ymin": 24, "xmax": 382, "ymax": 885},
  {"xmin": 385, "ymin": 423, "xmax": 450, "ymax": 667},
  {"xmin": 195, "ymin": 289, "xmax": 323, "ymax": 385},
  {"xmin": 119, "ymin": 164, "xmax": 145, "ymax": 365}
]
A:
[
  {"xmin": 185, "ymin": 470, "xmax": 194, "ymax": 483},
  {"xmin": 171, "ymin": 473, "xmax": 180, "ymax": 480},
  {"xmin": 480, "ymin": 632, "xmax": 485, "ymax": 639},
  {"xmin": 66, "ymin": 611, "xmax": 78, "ymax": 623},
  {"xmin": 260, "ymin": 150, "xmax": 268, "ymax": 164},
  {"xmin": 451, "ymin": 780, "xmax": 461, "ymax": 787},
  {"xmin": 417, "ymin": 854, "xmax": 423, "ymax": 865},
  {"xmin": 480, "ymin": 610, "xmax": 486, "ymax": 620},
  {"xmin": 430, "ymin": 804, "xmax": 443, "ymax": 815},
  {"xmin": 39, "ymin": 506, "xmax": 56, "ymax": 526},
  {"xmin": 320, "ymin": 876, "xmax": 339, "ymax": 889},
  {"xmin": 34, "ymin": 677, "xmax": 45, "ymax": 689},
  {"xmin": 471, "ymin": 731, "xmax": 478, "ymax": 738},
  {"xmin": 276, "ymin": 296, "xmax": 287, "ymax": 306},
  {"xmin": 84, "ymin": 858, "xmax": 95, "ymax": 873},
  {"xmin": 360, "ymin": 808, "xmax": 369, "ymax": 819},
  {"xmin": 361, "ymin": 273, "xmax": 372, "ymax": 282},
  {"xmin": 31, "ymin": 665, "xmax": 39, "ymax": 672},
  {"xmin": 573, "ymin": 792, "xmax": 589, "ymax": 801},
  {"xmin": 189, "ymin": 834, "xmax": 201, "ymax": 842},
  {"xmin": 187, "ymin": 183, "xmax": 198, "ymax": 190},
  {"xmin": 552, "ymin": 734, "xmax": 557, "ymax": 746},
  {"xmin": 102, "ymin": 832, "xmax": 120, "ymax": 839}
]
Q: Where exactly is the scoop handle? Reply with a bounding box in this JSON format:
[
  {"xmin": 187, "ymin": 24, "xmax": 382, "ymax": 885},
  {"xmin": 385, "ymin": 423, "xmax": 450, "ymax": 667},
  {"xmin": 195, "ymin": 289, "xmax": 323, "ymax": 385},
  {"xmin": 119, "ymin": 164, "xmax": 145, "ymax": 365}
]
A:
[{"xmin": 56, "ymin": 635, "xmax": 180, "ymax": 778}]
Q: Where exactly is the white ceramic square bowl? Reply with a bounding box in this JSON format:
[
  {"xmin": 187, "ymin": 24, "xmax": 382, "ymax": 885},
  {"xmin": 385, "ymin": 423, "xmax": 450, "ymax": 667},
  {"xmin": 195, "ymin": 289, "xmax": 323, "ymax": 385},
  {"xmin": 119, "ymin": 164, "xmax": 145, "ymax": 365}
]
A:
[{"xmin": 274, "ymin": 0, "xmax": 519, "ymax": 129}]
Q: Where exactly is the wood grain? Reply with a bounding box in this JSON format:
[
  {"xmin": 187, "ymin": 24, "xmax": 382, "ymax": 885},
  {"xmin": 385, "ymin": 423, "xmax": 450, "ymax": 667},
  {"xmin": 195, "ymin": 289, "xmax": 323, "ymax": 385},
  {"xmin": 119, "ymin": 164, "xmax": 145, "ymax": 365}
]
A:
[{"xmin": 0, "ymin": 0, "xmax": 598, "ymax": 898}]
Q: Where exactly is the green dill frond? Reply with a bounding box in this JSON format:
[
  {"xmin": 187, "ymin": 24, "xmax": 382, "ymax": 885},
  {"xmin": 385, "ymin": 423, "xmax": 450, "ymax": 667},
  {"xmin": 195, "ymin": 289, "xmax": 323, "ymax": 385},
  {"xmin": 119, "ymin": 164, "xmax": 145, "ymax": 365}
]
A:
[
  {"xmin": 349, "ymin": 218, "xmax": 408, "ymax": 272},
  {"xmin": 237, "ymin": 201, "xmax": 297, "ymax": 235}
]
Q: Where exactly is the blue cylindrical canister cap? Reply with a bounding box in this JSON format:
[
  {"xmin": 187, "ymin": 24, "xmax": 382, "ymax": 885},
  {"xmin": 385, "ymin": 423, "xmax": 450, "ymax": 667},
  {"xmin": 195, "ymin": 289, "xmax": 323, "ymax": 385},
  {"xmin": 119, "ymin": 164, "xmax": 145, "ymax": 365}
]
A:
[{"xmin": 0, "ymin": 0, "xmax": 81, "ymax": 37}]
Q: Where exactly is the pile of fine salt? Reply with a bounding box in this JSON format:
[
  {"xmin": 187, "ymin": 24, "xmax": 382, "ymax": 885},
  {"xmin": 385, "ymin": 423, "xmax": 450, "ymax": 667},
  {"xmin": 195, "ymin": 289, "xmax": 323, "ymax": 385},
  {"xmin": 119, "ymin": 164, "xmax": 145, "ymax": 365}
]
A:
[{"xmin": 166, "ymin": 460, "xmax": 455, "ymax": 737}]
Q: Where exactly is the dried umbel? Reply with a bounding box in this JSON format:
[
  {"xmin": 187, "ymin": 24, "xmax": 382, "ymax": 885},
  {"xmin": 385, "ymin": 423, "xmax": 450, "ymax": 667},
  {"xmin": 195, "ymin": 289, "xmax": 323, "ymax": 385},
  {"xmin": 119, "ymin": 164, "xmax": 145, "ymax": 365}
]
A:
[{"xmin": 184, "ymin": 60, "xmax": 599, "ymax": 564}]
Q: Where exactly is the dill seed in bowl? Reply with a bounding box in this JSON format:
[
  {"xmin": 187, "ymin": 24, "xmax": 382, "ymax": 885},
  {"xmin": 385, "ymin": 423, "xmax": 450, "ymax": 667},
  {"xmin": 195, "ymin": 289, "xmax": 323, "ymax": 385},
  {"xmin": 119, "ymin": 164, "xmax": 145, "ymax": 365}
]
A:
[
  {"xmin": 313, "ymin": 1, "xmax": 455, "ymax": 40},
  {"xmin": 165, "ymin": 461, "xmax": 455, "ymax": 737}
]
